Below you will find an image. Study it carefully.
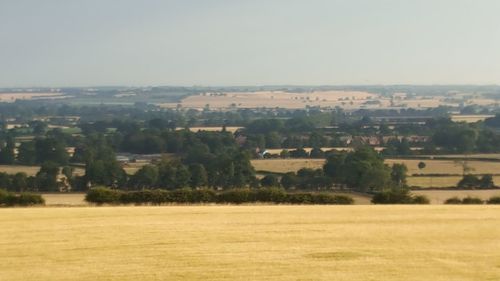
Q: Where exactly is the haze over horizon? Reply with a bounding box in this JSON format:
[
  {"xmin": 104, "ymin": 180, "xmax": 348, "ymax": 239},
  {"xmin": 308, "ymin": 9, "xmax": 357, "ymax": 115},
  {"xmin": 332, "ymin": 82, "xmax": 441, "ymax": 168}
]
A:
[{"xmin": 1, "ymin": 0, "xmax": 500, "ymax": 87}]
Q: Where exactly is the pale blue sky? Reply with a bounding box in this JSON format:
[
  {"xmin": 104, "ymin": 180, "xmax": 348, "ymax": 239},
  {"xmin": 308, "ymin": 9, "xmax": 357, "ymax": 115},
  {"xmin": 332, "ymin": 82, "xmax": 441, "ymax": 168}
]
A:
[{"xmin": 1, "ymin": 0, "xmax": 500, "ymax": 87}]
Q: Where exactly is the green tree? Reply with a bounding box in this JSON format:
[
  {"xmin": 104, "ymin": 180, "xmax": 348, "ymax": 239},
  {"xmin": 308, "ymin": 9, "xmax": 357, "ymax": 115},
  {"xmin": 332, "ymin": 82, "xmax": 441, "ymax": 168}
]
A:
[
  {"xmin": 390, "ymin": 164, "xmax": 408, "ymax": 188},
  {"xmin": 260, "ymin": 174, "xmax": 279, "ymax": 187},
  {"xmin": 189, "ymin": 164, "xmax": 208, "ymax": 187}
]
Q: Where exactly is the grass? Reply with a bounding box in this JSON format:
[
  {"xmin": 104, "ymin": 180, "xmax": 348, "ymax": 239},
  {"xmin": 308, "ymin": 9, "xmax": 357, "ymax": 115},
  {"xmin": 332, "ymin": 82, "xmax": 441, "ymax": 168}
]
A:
[{"xmin": 1, "ymin": 206, "xmax": 499, "ymax": 280}]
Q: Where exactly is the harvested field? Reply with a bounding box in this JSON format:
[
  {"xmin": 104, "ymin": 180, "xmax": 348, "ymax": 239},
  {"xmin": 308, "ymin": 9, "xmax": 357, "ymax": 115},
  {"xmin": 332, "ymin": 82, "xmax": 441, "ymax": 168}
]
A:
[
  {"xmin": 1, "ymin": 206, "xmax": 499, "ymax": 281},
  {"xmin": 413, "ymin": 190, "xmax": 500, "ymax": 204},
  {"xmin": 42, "ymin": 193, "xmax": 87, "ymax": 206},
  {"xmin": 450, "ymin": 114, "xmax": 494, "ymax": 123},
  {"xmin": 161, "ymin": 90, "xmax": 383, "ymax": 109},
  {"xmin": 407, "ymin": 176, "xmax": 500, "ymax": 188},
  {"xmin": 0, "ymin": 165, "xmax": 85, "ymax": 176},
  {"xmin": 0, "ymin": 92, "xmax": 66, "ymax": 102},
  {"xmin": 385, "ymin": 159, "xmax": 500, "ymax": 175},
  {"xmin": 251, "ymin": 159, "xmax": 325, "ymax": 173},
  {"xmin": 176, "ymin": 126, "xmax": 243, "ymax": 133}
]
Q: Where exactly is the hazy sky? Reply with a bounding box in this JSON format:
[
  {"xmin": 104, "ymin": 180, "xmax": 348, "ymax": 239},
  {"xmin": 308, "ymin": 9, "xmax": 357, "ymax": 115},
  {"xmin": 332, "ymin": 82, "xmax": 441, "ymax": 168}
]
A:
[{"xmin": 1, "ymin": 0, "xmax": 500, "ymax": 87}]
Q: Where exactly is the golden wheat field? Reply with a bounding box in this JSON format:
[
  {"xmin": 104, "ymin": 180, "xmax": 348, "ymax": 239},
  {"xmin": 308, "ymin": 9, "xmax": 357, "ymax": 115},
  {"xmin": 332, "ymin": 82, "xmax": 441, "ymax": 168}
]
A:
[{"xmin": 1, "ymin": 206, "xmax": 500, "ymax": 281}]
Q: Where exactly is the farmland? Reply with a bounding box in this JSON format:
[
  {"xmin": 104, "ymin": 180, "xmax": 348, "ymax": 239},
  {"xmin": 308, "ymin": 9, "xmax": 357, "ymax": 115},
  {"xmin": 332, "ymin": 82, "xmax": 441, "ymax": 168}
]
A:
[
  {"xmin": 162, "ymin": 90, "xmax": 381, "ymax": 110},
  {"xmin": 1, "ymin": 206, "xmax": 499, "ymax": 281},
  {"xmin": 0, "ymin": 92, "xmax": 67, "ymax": 102},
  {"xmin": 251, "ymin": 158, "xmax": 500, "ymax": 187}
]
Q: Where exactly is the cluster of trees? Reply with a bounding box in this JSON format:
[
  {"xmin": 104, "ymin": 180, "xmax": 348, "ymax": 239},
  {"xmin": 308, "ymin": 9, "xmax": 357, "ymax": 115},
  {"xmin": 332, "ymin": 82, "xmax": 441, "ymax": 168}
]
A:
[
  {"xmin": 323, "ymin": 147, "xmax": 406, "ymax": 192},
  {"xmin": 457, "ymin": 174, "xmax": 495, "ymax": 189},
  {"xmin": 85, "ymin": 187, "xmax": 354, "ymax": 205}
]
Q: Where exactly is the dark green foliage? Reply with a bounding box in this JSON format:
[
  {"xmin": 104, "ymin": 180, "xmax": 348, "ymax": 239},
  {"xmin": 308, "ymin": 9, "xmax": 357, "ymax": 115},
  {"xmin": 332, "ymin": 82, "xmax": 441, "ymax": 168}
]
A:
[
  {"xmin": 324, "ymin": 147, "xmax": 391, "ymax": 192},
  {"xmin": 85, "ymin": 188, "xmax": 354, "ymax": 205},
  {"xmin": 444, "ymin": 197, "xmax": 462, "ymax": 204},
  {"xmin": 216, "ymin": 189, "xmax": 255, "ymax": 204},
  {"xmin": 479, "ymin": 174, "xmax": 494, "ymax": 188},
  {"xmin": 457, "ymin": 175, "xmax": 480, "ymax": 189},
  {"xmin": 371, "ymin": 190, "xmax": 429, "ymax": 204},
  {"xmin": 0, "ymin": 189, "xmax": 45, "ymax": 207},
  {"xmin": 260, "ymin": 175, "xmax": 280, "ymax": 187},
  {"xmin": 85, "ymin": 187, "xmax": 123, "ymax": 205},
  {"xmin": 487, "ymin": 196, "xmax": 500, "ymax": 204},
  {"xmin": 444, "ymin": 196, "xmax": 484, "ymax": 204},
  {"xmin": 461, "ymin": 196, "xmax": 484, "ymax": 204}
]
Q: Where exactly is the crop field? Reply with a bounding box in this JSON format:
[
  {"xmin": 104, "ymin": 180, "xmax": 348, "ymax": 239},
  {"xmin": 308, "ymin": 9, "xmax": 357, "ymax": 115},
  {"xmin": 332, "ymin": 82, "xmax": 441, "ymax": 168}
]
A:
[
  {"xmin": 385, "ymin": 159, "xmax": 500, "ymax": 175},
  {"xmin": 251, "ymin": 159, "xmax": 325, "ymax": 173},
  {"xmin": 1, "ymin": 206, "xmax": 499, "ymax": 281},
  {"xmin": 0, "ymin": 92, "xmax": 66, "ymax": 102},
  {"xmin": 162, "ymin": 90, "xmax": 383, "ymax": 109},
  {"xmin": 450, "ymin": 114, "xmax": 495, "ymax": 123},
  {"xmin": 176, "ymin": 126, "xmax": 243, "ymax": 133},
  {"xmin": 0, "ymin": 165, "xmax": 85, "ymax": 176}
]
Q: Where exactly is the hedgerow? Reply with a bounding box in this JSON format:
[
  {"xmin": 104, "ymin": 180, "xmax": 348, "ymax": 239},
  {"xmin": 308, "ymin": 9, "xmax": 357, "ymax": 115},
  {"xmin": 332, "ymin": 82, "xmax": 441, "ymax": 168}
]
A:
[
  {"xmin": 0, "ymin": 189, "xmax": 45, "ymax": 207},
  {"xmin": 85, "ymin": 187, "xmax": 355, "ymax": 205}
]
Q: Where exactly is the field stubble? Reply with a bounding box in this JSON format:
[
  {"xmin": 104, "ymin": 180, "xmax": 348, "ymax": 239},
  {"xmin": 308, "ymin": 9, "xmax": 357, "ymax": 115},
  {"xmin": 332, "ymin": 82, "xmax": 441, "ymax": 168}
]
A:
[{"xmin": 1, "ymin": 206, "xmax": 499, "ymax": 281}]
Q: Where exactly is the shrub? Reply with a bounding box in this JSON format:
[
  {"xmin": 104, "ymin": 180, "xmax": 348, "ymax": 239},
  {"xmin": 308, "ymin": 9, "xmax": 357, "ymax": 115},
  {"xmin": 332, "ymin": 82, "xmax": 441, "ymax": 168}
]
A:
[
  {"xmin": 412, "ymin": 195, "xmax": 430, "ymax": 204},
  {"xmin": 487, "ymin": 196, "xmax": 500, "ymax": 204},
  {"xmin": 0, "ymin": 189, "xmax": 45, "ymax": 207},
  {"xmin": 371, "ymin": 190, "xmax": 429, "ymax": 204},
  {"xmin": 190, "ymin": 189, "xmax": 217, "ymax": 203},
  {"xmin": 16, "ymin": 193, "xmax": 45, "ymax": 206},
  {"xmin": 85, "ymin": 187, "xmax": 122, "ymax": 205},
  {"xmin": 461, "ymin": 196, "xmax": 484, "ymax": 204},
  {"xmin": 216, "ymin": 189, "xmax": 255, "ymax": 204},
  {"xmin": 444, "ymin": 197, "xmax": 462, "ymax": 204},
  {"xmin": 83, "ymin": 188, "xmax": 354, "ymax": 205},
  {"xmin": 255, "ymin": 187, "xmax": 287, "ymax": 203},
  {"xmin": 286, "ymin": 193, "xmax": 314, "ymax": 204}
]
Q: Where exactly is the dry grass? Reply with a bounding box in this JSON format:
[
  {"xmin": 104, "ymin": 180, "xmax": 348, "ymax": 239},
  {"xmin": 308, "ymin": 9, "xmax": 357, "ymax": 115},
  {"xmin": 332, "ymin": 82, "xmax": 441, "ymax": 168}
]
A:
[
  {"xmin": 413, "ymin": 190, "xmax": 500, "ymax": 204},
  {"xmin": 1, "ymin": 206, "xmax": 499, "ymax": 281}
]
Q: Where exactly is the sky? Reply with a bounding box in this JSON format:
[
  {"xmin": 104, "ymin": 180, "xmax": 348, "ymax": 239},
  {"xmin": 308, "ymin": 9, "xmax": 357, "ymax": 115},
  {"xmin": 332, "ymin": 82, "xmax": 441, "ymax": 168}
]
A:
[{"xmin": 1, "ymin": 0, "xmax": 500, "ymax": 87}]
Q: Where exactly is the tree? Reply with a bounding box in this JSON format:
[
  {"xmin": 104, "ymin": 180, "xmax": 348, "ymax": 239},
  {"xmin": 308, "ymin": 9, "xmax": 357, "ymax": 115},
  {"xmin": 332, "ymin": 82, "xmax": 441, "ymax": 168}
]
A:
[
  {"xmin": 17, "ymin": 142, "xmax": 36, "ymax": 165},
  {"xmin": 417, "ymin": 161, "xmax": 426, "ymax": 172},
  {"xmin": 35, "ymin": 162, "xmax": 59, "ymax": 192},
  {"xmin": 189, "ymin": 164, "xmax": 208, "ymax": 188},
  {"xmin": 0, "ymin": 137, "xmax": 15, "ymax": 164},
  {"xmin": 479, "ymin": 174, "xmax": 494, "ymax": 189},
  {"xmin": 12, "ymin": 172, "xmax": 28, "ymax": 192},
  {"xmin": 457, "ymin": 174, "xmax": 480, "ymax": 189},
  {"xmin": 391, "ymin": 164, "xmax": 408, "ymax": 188},
  {"xmin": 130, "ymin": 165, "xmax": 159, "ymax": 189},
  {"xmin": 280, "ymin": 172, "xmax": 298, "ymax": 189},
  {"xmin": 260, "ymin": 175, "xmax": 279, "ymax": 187}
]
